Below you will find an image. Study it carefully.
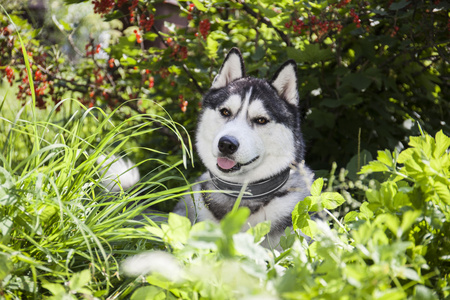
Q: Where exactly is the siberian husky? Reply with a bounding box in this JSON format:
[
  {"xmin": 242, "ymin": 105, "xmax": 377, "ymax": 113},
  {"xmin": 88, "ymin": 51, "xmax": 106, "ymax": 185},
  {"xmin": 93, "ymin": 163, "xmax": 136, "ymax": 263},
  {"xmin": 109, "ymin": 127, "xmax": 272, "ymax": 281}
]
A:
[
  {"xmin": 173, "ymin": 48, "xmax": 313, "ymax": 248},
  {"xmin": 102, "ymin": 48, "xmax": 313, "ymax": 249}
]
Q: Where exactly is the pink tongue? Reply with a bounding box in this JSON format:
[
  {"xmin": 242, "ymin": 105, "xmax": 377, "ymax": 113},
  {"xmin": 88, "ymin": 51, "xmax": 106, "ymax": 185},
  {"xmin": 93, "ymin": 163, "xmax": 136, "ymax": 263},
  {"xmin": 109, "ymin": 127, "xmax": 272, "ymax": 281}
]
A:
[{"xmin": 217, "ymin": 157, "xmax": 237, "ymax": 170}]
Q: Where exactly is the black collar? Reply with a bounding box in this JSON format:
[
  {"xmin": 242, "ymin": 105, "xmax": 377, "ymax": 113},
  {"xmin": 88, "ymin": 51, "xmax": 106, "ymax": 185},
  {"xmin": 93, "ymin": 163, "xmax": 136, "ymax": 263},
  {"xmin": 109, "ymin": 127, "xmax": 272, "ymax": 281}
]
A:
[{"xmin": 209, "ymin": 168, "xmax": 291, "ymax": 200}]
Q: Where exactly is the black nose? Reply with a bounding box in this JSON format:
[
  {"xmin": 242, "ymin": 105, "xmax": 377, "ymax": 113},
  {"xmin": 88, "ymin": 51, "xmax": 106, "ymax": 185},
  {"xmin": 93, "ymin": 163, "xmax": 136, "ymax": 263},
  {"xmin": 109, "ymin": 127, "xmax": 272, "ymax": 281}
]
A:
[{"xmin": 218, "ymin": 136, "xmax": 239, "ymax": 155}]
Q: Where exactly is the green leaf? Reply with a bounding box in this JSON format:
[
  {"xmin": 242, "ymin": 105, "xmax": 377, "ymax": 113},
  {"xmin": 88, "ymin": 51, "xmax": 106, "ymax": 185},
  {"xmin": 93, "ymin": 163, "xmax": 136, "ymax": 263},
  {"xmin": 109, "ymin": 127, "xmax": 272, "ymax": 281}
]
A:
[
  {"xmin": 397, "ymin": 148, "xmax": 414, "ymax": 164},
  {"xmin": 434, "ymin": 181, "xmax": 450, "ymax": 205},
  {"xmin": 252, "ymin": 45, "xmax": 265, "ymax": 61},
  {"xmin": 145, "ymin": 225, "xmax": 164, "ymax": 239},
  {"xmin": 134, "ymin": 283, "xmax": 166, "ymax": 300},
  {"xmin": 434, "ymin": 130, "xmax": 450, "ymax": 158},
  {"xmin": 292, "ymin": 198, "xmax": 311, "ymax": 230},
  {"xmin": 400, "ymin": 210, "xmax": 421, "ymax": 234},
  {"xmin": 344, "ymin": 211, "xmax": 359, "ymax": 223},
  {"xmin": 304, "ymin": 219, "xmax": 319, "ymax": 238},
  {"xmin": 287, "ymin": 44, "xmax": 333, "ymax": 64},
  {"xmin": 280, "ymin": 227, "xmax": 296, "ymax": 250},
  {"xmin": 292, "ymin": 204, "xmax": 311, "ymax": 234},
  {"xmin": 377, "ymin": 150, "xmax": 395, "ymax": 168},
  {"xmin": 144, "ymin": 32, "xmax": 158, "ymax": 42},
  {"xmin": 398, "ymin": 267, "xmax": 421, "ymax": 281},
  {"xmin": 233, "ymin": 233, "xmax": 270, "ymax": 263},
  {"xmin": 221, "ymin": 207, "xmax": 250, "ymax": 237},
  {"xmin": 247, "ymin": 220, "xmax": 271, "ymax": 243},
  {"xmin": 413, "ymin": 285, "xmax": 438, "ymax": 300},
  {"xmin": 359, "ymin": 202, "xmax": 374, "ymax": 220},
  {"xmin": 191, "ymin": 0, "xmax": 207, "ymax": 11},
  {"xmin": 42, "ymin": 282, "xmax": 66, "ymax": 297},
  {"xmin": 206, "ymin": 33, "xmax": 219, "ymax": 59},
  {"xmin": 103, "ymin": 10, "xmax": 125, "ymax": 21},
  {"xmin": 380, "ymin": 181, "xmax": 397, "ymax": 208},
  {"xmin": 69, "ymin": 269, "xmax": 91, "ymax": 293},
  {"xmin": 167, "ymin": 213, "xmax": 191, "ymax": 244},
  {"xmin": 310, "ymin": 178, "xmax": 324, "ymax": 196},
  {"xmin": 0, "ymin": 255, "xmax": 12, "ymax": 281},
  {"xmin": 375, "ymin": 288, "xmax": 406, "ymax": 300},
  {"xmin": 389, "ymin": 0, "xmax": 410, "ymax": 10},
  {"xmin": 320, "ymin": 192, "xmax": 346, "ymax": 210},
  {"xmin": 342, "ymin": 73, "xmax": 372, "ymax": 91}
]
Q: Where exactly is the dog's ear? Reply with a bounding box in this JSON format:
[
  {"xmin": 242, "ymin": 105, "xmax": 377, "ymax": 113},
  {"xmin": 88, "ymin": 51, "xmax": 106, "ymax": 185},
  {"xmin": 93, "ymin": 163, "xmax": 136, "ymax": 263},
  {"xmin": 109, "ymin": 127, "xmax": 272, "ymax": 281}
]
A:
[
  {"xmin": 211, "ymin": 48, "xmax": 245, "ymax": 89},
  {"xmin": 270, "ymin": 60, "xmax": 299, "ymax": 106}
]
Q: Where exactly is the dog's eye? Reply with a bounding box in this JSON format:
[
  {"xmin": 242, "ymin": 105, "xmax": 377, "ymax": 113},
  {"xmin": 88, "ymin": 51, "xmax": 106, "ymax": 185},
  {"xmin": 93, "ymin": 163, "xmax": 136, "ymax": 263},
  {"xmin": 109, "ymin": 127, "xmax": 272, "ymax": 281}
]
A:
[
  {"xmin": 220, "ymin": 108, "xmax": 232, "ymax": 117},
  {"xmin": 254, "ymin": 117, "xmax": 269, "ymax": 125}
]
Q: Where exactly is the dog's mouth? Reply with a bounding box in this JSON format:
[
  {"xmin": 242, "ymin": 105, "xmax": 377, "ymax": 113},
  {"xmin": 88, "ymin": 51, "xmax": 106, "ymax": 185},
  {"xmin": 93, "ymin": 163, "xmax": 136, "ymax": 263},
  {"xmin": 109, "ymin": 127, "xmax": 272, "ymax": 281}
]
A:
[{"xmin": 216, "ymin": 156, "xmax": 259, "ymax": 173}]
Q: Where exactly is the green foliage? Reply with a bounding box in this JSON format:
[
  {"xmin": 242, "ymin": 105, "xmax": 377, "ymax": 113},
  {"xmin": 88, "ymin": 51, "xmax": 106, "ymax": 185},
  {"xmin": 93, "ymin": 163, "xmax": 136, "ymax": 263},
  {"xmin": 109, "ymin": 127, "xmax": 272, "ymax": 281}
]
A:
[
  {"xmin": 0, "ymin": 33, "xmax": 194, "ymax": 296},
  {"xmin": 1, "ymin": 1, "xmax": 450, "ymax": 299},
  {"xmin": 0, "ymin": 98, "xmax": 196, "ymax": 297},
  {"xmin": 1, "ymin": 0, "xmax": 448, "ymax": 171},
  {"xmin": 121, "ymin": 131, "xmax": 449, "ymax": 300}
]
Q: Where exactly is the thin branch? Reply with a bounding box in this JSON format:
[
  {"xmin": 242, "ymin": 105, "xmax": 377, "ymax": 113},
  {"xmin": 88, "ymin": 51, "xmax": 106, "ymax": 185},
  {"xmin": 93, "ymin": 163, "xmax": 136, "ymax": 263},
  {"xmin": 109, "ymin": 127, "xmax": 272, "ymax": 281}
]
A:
[
  {"xmin": 234, "ymin": 0, "xmax": 291, "ymax": 47},
  {"xmin": 151, "ymin": 27, "xmax": 205, "ymax": 95},
  {"xmin": 36, "ymin": 65, "xmax": 187, "ymax": 146}
]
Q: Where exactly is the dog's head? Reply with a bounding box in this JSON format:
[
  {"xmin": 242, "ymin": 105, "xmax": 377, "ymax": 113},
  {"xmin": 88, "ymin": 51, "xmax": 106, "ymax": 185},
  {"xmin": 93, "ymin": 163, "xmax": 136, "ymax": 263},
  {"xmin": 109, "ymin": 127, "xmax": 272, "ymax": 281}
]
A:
[{"xmin": 196, "ymin": 48, "xmax": 305, "ymax": 183}]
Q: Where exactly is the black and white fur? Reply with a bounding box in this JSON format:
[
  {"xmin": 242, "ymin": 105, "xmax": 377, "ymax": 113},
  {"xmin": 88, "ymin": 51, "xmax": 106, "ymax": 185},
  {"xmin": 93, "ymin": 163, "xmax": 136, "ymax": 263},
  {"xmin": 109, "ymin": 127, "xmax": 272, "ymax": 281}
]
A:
[{"xmin": 173, "ymin": 48, "xmax": 313, "ymax": 248}]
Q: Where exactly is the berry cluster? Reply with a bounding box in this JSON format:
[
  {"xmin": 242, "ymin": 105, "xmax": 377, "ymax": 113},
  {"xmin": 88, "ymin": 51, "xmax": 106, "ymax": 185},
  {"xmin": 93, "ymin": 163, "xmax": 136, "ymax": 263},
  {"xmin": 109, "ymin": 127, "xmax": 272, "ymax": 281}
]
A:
[
  {"xmin": 16, "ymin": 67, "xmax": 51, "ymax": 109},
  {"xmin": 85, "ymin": 43, "xmax": 101, "ymax": 56},
  {"xmin": 143, "ymin": 69, "xmax": 154, "ymax": 88},
  {"xmin": 3, "ymin": 66, "xmax": 15, "ymax": 86},
  {"xmin": 285, "ymin": 2, "xmax": 372, "ymax": 42},
  {"xmin": 145, "ymin": 67, "xmax": 171, "ymax": 89},
  {"xmin": 285, "ymin": 15, "xmax": 343, "ymax": 40},
  {"xmin": 34, "ymin": 69, "xmax": 45, "ymax": 81},
  {"xmin": 170, "ymin": 44, "xmax": 188, "ymax": 60},
  {"xmin": 349, "ymin": 8, "xmax": 361, "ymax": 28},
  {"xmin": 108, "ymin": 58, "xmax": 115, "ymax": 68},
  {"xmin": 140, "ymin": 13, "xmax": 154, "ymax": 32},
  {"xmin": 198, "ymin": 19, "xmax": 210, "ymax": 39},
  {"xmin": 179, "ymin": 95, "xmax": 188, "ymax": 113},
  {"xmin": 187, "ymin": 3, "xmax": 195, "ymax": 20},
  {"xmin": 134, "ymin": 29, "xmax": 142, "ymax": 44},
  {"xmin": 390, "ymin": 25, "xmax": 400, "ymax": 37},
  {"xmin": 129, "ymin": 0, "xmax": 139, "ymax": 23},
  {"xmin": 93, "ymin": 69, "xmax": 104, "ymax": 85},
  {"xmin": 285, "ymin": 19, "xmax": 307, "ymax": 34},
  {"xmin": 92, "ymin": 0, "xmax": 115, "ymax": 16},
  {"xmin": 148, "ymin": 76, "xmax": 154, "ymax": 88},
  {"xmin": 336, "ymin": 0, "xmax": 351, "ymax": 8}
]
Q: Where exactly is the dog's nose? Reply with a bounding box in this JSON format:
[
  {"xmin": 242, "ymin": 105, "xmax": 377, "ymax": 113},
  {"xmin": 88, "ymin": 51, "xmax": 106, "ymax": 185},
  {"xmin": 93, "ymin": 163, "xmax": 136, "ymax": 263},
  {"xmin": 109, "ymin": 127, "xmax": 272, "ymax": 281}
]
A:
[{"xmin": 218, "ymin": 136, "xmax": 239, "ymax": 155}]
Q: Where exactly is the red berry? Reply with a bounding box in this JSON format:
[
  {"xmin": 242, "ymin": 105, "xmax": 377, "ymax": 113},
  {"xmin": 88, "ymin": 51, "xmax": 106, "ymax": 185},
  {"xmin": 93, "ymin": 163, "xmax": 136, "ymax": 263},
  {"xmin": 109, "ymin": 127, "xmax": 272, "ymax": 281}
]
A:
[
  {"xmin": 92, "ymin": 0, "xmax": 114, "ymax": 16},
  {"xmin": 199, "ymin": 19, "xmax": 210, "ymax": 39}
]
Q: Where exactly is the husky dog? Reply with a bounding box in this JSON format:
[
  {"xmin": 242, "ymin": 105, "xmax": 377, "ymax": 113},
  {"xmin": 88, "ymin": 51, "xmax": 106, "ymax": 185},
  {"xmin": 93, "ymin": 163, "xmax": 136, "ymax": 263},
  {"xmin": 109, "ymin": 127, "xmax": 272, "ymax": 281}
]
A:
[{"xmin": 173, "ymin": 48, "xmax": 313, "ymax": 248}]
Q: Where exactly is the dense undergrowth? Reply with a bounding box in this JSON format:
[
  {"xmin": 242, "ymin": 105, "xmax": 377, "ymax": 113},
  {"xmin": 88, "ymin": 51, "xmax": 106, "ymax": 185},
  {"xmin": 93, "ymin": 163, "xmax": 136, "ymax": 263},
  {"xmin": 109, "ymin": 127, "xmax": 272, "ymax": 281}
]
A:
[{"xmin": 1, "ymin": 93, "xmax": 449, "ymax": 298}]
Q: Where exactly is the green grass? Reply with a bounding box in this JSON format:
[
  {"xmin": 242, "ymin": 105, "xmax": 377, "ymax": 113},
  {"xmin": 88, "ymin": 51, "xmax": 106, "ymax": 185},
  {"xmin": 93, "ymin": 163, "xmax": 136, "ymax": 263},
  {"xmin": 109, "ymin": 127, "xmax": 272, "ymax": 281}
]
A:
[
  {"xmin": 0, "ymin": 87, "xmax": 195, "ymax": 298},
  {"xmin": 0, "ymin": 12, "xmax": 194, "ymax": 298}
]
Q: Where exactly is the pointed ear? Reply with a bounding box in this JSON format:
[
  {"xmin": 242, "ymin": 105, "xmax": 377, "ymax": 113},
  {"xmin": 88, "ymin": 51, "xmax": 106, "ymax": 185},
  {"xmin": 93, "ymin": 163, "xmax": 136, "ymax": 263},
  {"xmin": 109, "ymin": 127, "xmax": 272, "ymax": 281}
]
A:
[
  {"xmin": 270, "ymin": 60, "xmax": 299, "ymax": 106},
  {"xmin": 211, "ymin": 48, "xmax": 245, "ymax": 89}
]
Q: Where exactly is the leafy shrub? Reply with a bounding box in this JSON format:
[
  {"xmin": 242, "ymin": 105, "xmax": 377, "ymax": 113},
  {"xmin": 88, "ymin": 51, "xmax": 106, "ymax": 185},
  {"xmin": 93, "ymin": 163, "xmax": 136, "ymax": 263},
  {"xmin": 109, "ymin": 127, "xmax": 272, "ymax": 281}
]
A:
[
  {"xmin": 1, "ymin": 0, "xmax": 448, "ymax": 170},
  {"xmin": 116, "ymin": 131, "xmax": 449, "ymax": 300}
]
